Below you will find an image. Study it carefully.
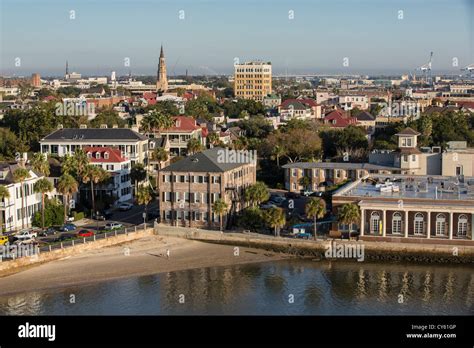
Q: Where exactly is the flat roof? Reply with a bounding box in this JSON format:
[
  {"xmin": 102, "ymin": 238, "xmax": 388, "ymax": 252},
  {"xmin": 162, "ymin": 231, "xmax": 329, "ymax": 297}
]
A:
[
  {"xmin": 335, "ymin": 174, "xmax": 474, "ymax": 202},
  {"xmin": 282, "ymin": 162, "xmax": 400, "ymax": 172}
]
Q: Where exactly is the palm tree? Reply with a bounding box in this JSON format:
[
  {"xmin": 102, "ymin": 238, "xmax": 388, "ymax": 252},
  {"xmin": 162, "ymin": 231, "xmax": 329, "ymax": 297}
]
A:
[
  {"xmin": 151, "ymin": 147, "xmax": 168, "ymax": 198},
  {"xmin": 207, "ymin": 132, "xmax": 220, "ymax": 148},
  {"xmin": 33, "ymin": 178, "xmax": 53, "ymax": 228},
  {"xmin": 131, "ymin": 163, "xmax": 147, "ymax": 194},
  {"xmin": 244, "ymin": 182, "xmax": 270, "ymax": 207},
  {"xmin": 212, "ymin": 198, "xmax": 228, "ymax": 231},
  {"xmin": 187, "ymin": 138, "xmax": 203, "ymax": 155},
  {"xmin": 158, "ymin": 114, "xmax": 175, "ymax": 142},
  {"xmin": 57, "ymin": 173, "xmax": 78, "ymax": 223},
  {"xmin": 82, "ymin": 165, "xmax": 110, "ymax": 216},
  {"xmin": 13, "ymin": 167, "xmax": 30, "ymax": 229},
  {"xmin": 305, "ymin": 197, "xmax": 326, "ymax": 239},
  {"xmin": 30, "ymin": 152, "xmax": 50, "ymax": 176},
  {"xmin": 272, "ymin": 144, "xmax": 286, "ymax": 167},
  {"xmin": 136, "ymin": 184, "xmax": 152, "ymax": 222},
  {"xmin": 0, "ymin": 185, "xmax": 10, "ymax": 234},
  {"xmin": 140, "ymin": 110, "xmax": 161, "ymax": 134},
  {"xmin": 264, "ymin": 207, "xmax": 286, "ymax": 237},
  {"xmin": 337, "ymin": 203, "xmax": 361, "ymax": 238},
  {"xmin": 299, "ymin": 176, "xmax": 312, "ymax": 193}
]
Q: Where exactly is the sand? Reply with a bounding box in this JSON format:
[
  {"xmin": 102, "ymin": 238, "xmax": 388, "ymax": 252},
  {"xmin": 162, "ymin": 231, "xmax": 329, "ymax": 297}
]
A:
[{"xmin": 0, "ymin": 236, "xmax": 285, "ymax": 296}]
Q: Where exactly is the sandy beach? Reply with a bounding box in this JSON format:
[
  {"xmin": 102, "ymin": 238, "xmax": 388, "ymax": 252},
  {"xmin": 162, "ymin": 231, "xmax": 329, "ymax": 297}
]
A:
[{"xmin": 0, "ymin": 235, "xmax": 285, "ymax": 296}]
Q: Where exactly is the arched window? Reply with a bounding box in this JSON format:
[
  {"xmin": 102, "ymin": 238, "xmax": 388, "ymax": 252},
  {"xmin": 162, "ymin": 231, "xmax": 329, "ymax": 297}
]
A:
[
  {"xmin": 414, "ymin": 213, "xmax": 424, "ymax": 235},
  {"xmin": 458, "ymin": 214, "xmax": 468, "ymax": 236},
  {"xmin": 436, "ymin": 213, "xmax": 446, "ymax": 236},
  {"xmin": 392, "ymin": 212, "xmax": 402, "ymax": 234},
  {"xmin": 370, "ymin": 211, "xmax": 380, "ymax": 234}
]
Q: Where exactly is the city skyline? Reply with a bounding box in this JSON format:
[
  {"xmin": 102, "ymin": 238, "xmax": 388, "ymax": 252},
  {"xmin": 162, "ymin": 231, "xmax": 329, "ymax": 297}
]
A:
[{"xmin": 1, "ymin": 0, "xmax": 473, "ymax": 76}]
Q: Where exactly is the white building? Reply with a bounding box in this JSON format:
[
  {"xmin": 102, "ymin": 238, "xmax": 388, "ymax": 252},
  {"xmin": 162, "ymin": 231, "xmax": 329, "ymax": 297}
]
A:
[
  {"xmin": 339, "ymin": 95, "xmax": 369, "ymax": 110},
  {"xmin": 84, "ymin": 147, "xmax": 132, "ymax": 203},
  {"xmin": 0, "ymin": 163, "xmax": 43, "ymax": 232},
  {"xmin": 40, "ymin": 127, "xmax": 149, "ymax": 166}
]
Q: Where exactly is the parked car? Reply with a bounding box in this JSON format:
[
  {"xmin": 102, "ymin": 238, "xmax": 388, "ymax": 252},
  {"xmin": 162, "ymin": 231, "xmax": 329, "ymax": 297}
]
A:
[
  {"xmin": 105, "ymin": 222, "xmax": 123, "ymax": 230},
  {"xmin": 118, "ymin": 202, "xmax": 133, "ymax": 211},
  {"xmin": 15, "ymin": 229, "xmax": 38, "ymax": 240},
  {"xmin": 77, "ymin": 229, "xmax": 95, "ymax": 237},
  {"xmin": 260, "ymin": 202, "xmax": 277, "ymax": 209},
  {"xmin": 302, "ymin": 190, "xmax": 314, "ymax": 196},
  {"xmin": 0, "ymin": 236, "xmax": 9, "ymax": 246},
  {"xmin": 38, "ymin": 226, "xmax": 59, "ymax": 237},
  {"xmin": 294, "ymin": 232, "xmax": 312, "ymax": 239},
  {"xmin": 269, "ymin": 196, "xmax": 286, "ymax": 205},
  {"xmin": 285, "ymin": 192, "xmax": 300, "ymax": 199},
  {"xmin": 309, "ymin": 191, "xmax": 324, "ymax": 197},
  {"xmin": 59, "ymin": 223, "xmax": 77, "ymax": 232}
]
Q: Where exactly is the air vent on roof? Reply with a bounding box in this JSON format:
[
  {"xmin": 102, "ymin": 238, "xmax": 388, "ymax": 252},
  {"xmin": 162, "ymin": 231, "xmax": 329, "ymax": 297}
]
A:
[{"xmin": 191, "ymin": 158, "xmax": 199, "ymax": 163}]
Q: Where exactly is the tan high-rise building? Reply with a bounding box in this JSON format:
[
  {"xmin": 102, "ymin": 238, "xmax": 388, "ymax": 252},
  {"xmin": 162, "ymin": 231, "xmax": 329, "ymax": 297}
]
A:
[
  {"xmin": 156, "ymin": 45, "xmax": 168, "ymax": 93},
  {"xmin": 234, "ymin": 61, "xmax": 272, "ymax": 101},
  {"xmin": 31, "ymin": 73, "xmax": 41, "ymax": 87}
]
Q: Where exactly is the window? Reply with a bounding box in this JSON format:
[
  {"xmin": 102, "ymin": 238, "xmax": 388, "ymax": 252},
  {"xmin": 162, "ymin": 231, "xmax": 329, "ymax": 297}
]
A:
[
  {"xmin": 435, "ymin": 214, "xmax": 446, "ymax": 236},
  {"xmin": 414, "ymin": 213, "xmax": 424, "ymax": 235},
  {"xmin": 403, "ymin": 155, "xmax": 408, "ymax": 162},
  {"xmin": 412, "ymin": 155, "xmax": 416, "ymax": 162},
  {"xmin": 392, "ymin": 212, "xmax": 402, "ymax": 234},
  {"xmin": 458, "ymin": 214, "xmax": 468, "ymax": 237},
  {"xmin": 104, "ymin": 152, "xmax": 109, "ymax": 159},
  {"xmin": 370, "ymin": 212, "xmax": 380, "ymax": 235}
]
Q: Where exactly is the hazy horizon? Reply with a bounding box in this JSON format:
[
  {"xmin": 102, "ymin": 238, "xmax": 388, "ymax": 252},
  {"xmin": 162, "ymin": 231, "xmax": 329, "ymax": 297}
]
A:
[{"xmin": 1, "ymin": 0, "xmax": 473, "ymax": 77}]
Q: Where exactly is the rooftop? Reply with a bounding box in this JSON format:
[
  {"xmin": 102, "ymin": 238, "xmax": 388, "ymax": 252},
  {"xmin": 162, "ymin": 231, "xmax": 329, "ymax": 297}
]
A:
[
  {"xmin": 161, "ymin": 147, "xmax": 255, "ymax": 173},
  {"xmin": 335, "ymin": 174, "xmax": 474, "ymax": 202},
  {"xmin": 282, "ymin": 162, "xmax": 399, "ymax": 172},
  {"xmin": 41, "ymin": 128, "xmax": 148, "ymax": 141}
]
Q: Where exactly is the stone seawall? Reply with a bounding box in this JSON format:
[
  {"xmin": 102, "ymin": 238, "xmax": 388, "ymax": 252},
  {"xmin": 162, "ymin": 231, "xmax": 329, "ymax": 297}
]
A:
[
  {"xmin": 0, "ymin": 229, "xmax": 155, "ymax": 275},
  {"xmin": 155, "ymin": 225, "xmax": 474, "ymax": 264}
]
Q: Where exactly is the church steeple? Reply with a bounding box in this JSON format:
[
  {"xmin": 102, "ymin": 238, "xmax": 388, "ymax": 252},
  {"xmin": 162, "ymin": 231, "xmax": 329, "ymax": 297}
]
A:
[{"xmin": 156, "ymin": 44, "xmax": 168, "ymax": 93}]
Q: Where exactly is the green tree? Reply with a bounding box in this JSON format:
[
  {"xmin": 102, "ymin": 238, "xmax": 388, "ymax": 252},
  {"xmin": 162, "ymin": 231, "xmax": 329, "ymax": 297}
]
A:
[
  {"xmin": 30, "ymin": 152, "xmax": 50, "ymax": 176},
  {"xmin": 151, "ymin": 147, "xmax": 169, "ymax": 198},
  {"xmin": 131, "ymin": 163, "xmax": 147, "ymax": 193},
  {"xmin": 337, "ymin": 203, "xmax": 361, "ymax": 237},
  {"xmin": 82, "ymin": 165, "xmax": 110, "ymax": 216},
  {"xmin": 305, "ymin": 197, "xmax": 326, "ymax": 239},
  {"xmin": 212, "ymin": 198, "xmax": 228, "ymax": 231},
  {"xmin": 90, "ymin": 109, "xmax": 126, "ymax": 128},
  {"xmin": 33, "ymin": 178, "xmax": 54, "ymax": 228},
  {"xmin": 263, "ymin": 207, "xmax": 286, "ymax": 237},
  {"xmin": 136, "ymin": 184, "xmax": 152, "ymax": 221},
  {"xmin": 299, "ymin": 176, "xmax": 312, "ymax": 192},
  {"xmin": 244, "ymin": 182, "xmax": 270, "ymax": 207},
  {"xmin": 13, "ymin": 167, "xmax": 30, "ymax": 229},
  {"xmin": 57, "ymin": 173, "xmax": 78, "ymax": 223},
  {"xmin": 187, "ymin": 138, "xmax": 203, "ymax": 155},
  {"xmin": 0, "ymin": 185, "xmax": 10, "ymax": 234}
]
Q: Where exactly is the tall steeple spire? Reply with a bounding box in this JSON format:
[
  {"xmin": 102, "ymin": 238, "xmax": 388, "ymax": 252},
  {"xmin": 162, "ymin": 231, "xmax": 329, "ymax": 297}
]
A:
[
  {"xmin": 66, "ymin": 60, "xmax": 69, "ymax": 75},
  {"xmin": 156, "ymin": 44, "xmax": 168, "ymax": 93}
]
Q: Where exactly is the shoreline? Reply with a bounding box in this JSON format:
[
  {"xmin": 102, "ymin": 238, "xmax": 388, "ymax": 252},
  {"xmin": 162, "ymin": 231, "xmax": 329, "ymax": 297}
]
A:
[{"xmin": 0, "ymin": 235, "xmax": 287, "ymax": 297}]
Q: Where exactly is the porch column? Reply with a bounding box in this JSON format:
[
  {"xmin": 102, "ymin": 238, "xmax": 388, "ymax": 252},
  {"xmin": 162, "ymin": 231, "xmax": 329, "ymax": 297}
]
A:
[
  {"xmin": 471, "ymin": 213, "xmax": 474, "ymax": 241},
  {"xmin": 382, "ymin": 209, "xmax": 386, "ymax": 237},
  {"xmin": 360, "ymin": 208, "xmax": 365, "ymax": 236},
  {"xmin": 426, "ymin": 211, "xmax": 431, "ymax": 239},
  {"xmin": 449, "ymin": 212, "xmax": 453, "ymax": 240},
  {"xmin": 404, "ymin": 210, "xmax": 409, "ymax": 238}
]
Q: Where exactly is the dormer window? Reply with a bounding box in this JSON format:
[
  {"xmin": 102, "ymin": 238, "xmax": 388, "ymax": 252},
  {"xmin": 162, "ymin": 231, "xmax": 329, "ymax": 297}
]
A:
[
  {"xmin": 175, "ymin": 120, "xmax": 181, "ymax": 127},
  {"xmin": 104, "ymin": 152, "xmax": 109, "ymax": 160},
  {"xmin": 95, "ymin": 152, "xmax": 101, "ymax": 159},
  {"xmin": 87, "ymin": 152, "xmax": 92, "ymax": 158}
]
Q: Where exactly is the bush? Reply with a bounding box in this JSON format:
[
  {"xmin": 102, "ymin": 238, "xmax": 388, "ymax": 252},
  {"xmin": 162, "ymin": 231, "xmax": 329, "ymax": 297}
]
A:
[
  {"xmin": 32, "ymin": 199, "xmax": 65, "ymax": 228},
  {"xmin": 73, "ymin": 211, "xmax": 85, "ymax": 221},
  {"xmin": 237, "ymin": 207, "xmax": 265, "ymax": 231}
]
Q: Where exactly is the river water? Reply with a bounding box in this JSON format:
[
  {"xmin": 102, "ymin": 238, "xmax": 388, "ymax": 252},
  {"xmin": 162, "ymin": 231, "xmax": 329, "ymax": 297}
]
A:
[{"xmin": 0, "ymin": 260, "xmax": 472, "ymax": 315}]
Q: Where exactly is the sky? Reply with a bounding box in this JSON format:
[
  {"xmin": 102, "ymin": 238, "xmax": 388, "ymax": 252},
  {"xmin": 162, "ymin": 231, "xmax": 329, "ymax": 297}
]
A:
[{"xmin": 0, "ymin": 0, "xmax": 473, "ymax": 77}]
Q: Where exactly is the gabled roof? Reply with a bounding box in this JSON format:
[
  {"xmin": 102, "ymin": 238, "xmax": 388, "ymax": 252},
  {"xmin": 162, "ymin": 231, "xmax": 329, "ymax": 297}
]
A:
[
  {"xmin": 356, "ymin": 111, "xmax": 375, "ymax": 121},
  {"xmin": 161, "ymin": 147, "xmax": 253, "ymax": 173},
  {"xmin": 162, "ymin": 116, "xmax": 201, "ymax": 133},
  {"xmin": 84, "ymin": 147, "xmax": 127, "ymax": 163},
  {"xmin": 396, "ymin": 127, "xmax": 420, "ymax": 136},
  {"xmin": 0, "ymin": 162, "xmax": 41, "ymax": 185},
  {"xmin": 280, "ymin": 98, "xmax": 318, "ymax": 109},
  {"xmin": 41, "ymin": 128, "xmax": 148, "ymax": 141}
]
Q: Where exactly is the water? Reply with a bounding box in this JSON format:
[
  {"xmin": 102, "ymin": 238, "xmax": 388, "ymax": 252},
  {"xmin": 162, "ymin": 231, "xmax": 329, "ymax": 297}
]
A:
[{"xmin": 0, "ymin": 260, "xmax": 472, "ymax": 315}]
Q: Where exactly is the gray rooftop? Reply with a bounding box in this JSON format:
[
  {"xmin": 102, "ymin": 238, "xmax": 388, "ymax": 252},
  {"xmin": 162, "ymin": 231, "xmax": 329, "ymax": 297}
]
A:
[
  {"xmin": 41, "ymin": 128, "xmax": 148, "ymax": 141},
  {"xmin": 161, "ymin": 147, "xmax": 254, "ymax": 173},
  {"xmin": 282, "ymin": 162, "xmax": 399, "ymax": 172},
  {"xmin": 336, "ymin": 174, "xmax": 474, "ymax": 202}
]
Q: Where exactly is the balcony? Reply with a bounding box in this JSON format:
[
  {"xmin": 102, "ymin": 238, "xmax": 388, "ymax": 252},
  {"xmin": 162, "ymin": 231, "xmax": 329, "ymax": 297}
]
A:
[{"xmin": 0, "ymin": 201, "xmax": 13, "ymax": 209}]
